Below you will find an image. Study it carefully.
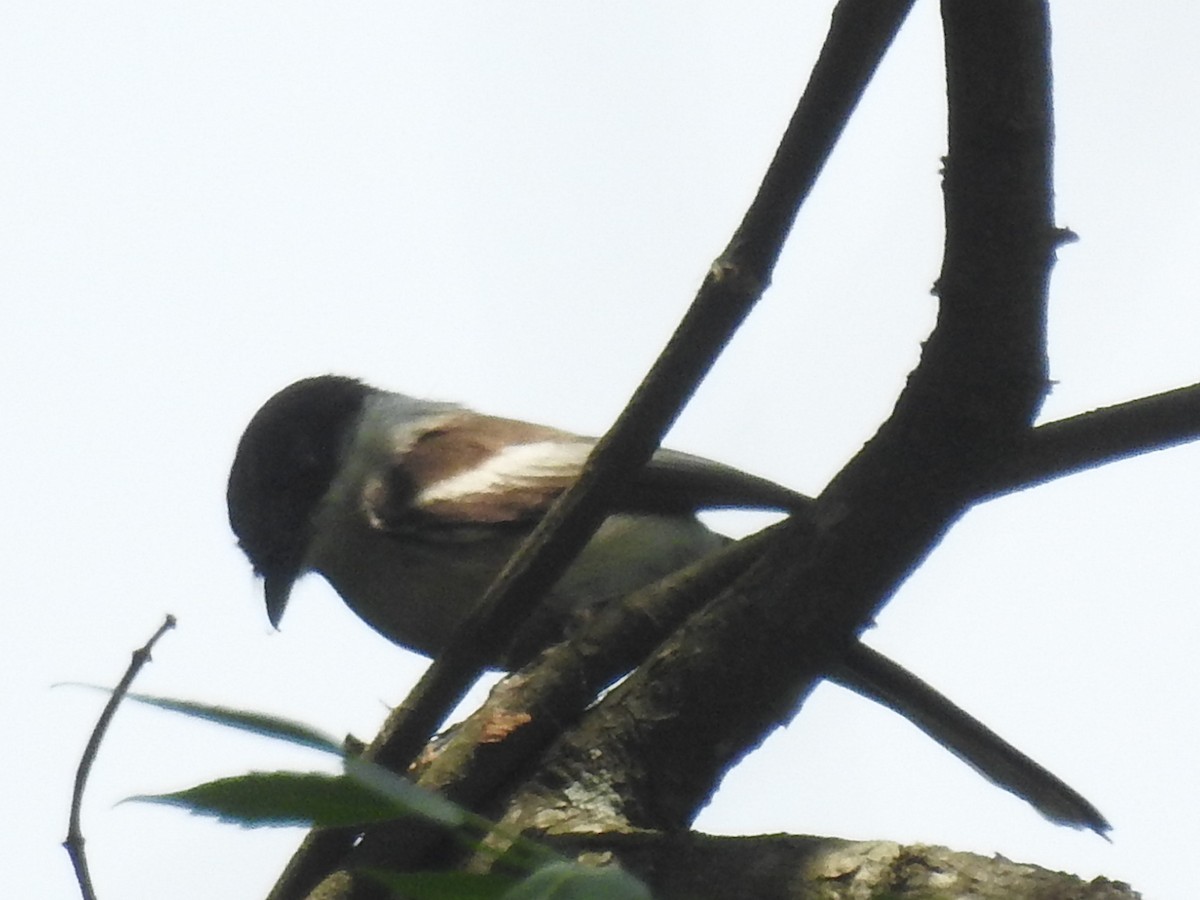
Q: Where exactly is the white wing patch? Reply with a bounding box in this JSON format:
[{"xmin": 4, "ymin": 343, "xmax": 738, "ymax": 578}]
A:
[{"xmin": 416, "ymin": 440, "xmax": 593, "ymax": 504}]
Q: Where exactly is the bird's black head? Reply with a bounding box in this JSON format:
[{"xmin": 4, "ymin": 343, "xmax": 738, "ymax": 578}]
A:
[{"xmin": 227, "ymin": 375, "xmax": 371, "ymax": 625}]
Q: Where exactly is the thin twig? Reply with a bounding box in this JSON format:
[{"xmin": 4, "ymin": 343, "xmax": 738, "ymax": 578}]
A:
[{"xmin": 64, "ymin": 615, "xmax": 177, "ymax": 900}]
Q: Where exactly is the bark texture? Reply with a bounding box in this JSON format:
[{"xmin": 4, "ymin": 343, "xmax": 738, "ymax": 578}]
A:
[{"xmin": 553, "ymin": 833, "xmax": 1140, "ymax": 900}]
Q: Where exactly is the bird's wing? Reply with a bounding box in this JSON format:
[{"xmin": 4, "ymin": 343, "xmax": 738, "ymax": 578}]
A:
[
  {"xmin": 365, "ymin": 413, "xmax": 811, "ymax": 533},
  {"xmin": 367, "ymin": 413, "xmax": 594, "ymax": 529},
  {"xmin": 632, "ymin": 448, "xmax": 812, "ymax": 514}
]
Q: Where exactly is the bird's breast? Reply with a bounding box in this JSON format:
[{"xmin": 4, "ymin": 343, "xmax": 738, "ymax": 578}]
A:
[{"xmin": 307, "ymin": 510, "xmax": 726, "ymax": 667}]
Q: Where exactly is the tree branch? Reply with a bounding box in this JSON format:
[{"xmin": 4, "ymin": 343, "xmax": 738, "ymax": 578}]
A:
[
  {"xmin": 551, "ymin": 832, "xmax": 1139, "ymax": 900},
  {"xmin": 64, "ymin": 615, "xmax": 176, "ymax": 900},
  {"xmin": 988, "ymin": 382, "xmax": 1200, "ymax": 496},
  {"xmin": 492, "ymin": 0, "xmax": 1060, "ymax": 836}
]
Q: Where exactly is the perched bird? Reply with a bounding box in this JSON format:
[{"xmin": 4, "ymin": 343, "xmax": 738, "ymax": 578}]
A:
[
  {"xmin": 227, "ymin": 374, "xmax": 1109, "ymax": 835},
  {"xmin": 226, "ymin": 374, "xmax": 806, "ymax": 668}
]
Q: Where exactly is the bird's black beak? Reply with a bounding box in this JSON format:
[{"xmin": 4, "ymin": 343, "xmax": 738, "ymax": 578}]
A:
[{"xmin": 264, "ymin": 574, "xmax": 295, "ymax": 629}]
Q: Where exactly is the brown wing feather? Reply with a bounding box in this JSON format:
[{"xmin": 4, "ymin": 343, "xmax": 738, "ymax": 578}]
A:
[
  {"xmin": 366, "ymin": 412, "xmax": 810, "ymax": 535},
  {"xmin": 369, "ymin": 414, "xmax": 590, "ymax": 529}
]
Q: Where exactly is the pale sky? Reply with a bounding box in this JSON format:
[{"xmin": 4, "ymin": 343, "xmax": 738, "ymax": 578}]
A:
[{"xmin": 5, "ymin": 3, "xmax": 1199, "ymax": 898}]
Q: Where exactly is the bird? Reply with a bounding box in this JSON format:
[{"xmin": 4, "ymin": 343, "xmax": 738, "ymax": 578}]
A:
[
  {"xmin": 227, "ymin": 374, "xmax": 1109, "ymax": 834},
  {"xmin": 226, "ymin": 374, "xmax": 809, "ymax": 668}
]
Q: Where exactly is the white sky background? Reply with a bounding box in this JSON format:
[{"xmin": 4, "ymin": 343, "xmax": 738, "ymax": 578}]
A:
[{"xmin": 5, "ymin": 3, "xmax": 1199, "ymax": 898}]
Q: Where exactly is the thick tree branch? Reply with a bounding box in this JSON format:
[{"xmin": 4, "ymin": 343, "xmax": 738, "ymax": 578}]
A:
[
  {"xmin": 493, "ymin": 0, "xmax": 1060, "ymax": 836},
  {"xmin": 551, "ymin": 833, "xmax": 1138, "ymax": 900}
]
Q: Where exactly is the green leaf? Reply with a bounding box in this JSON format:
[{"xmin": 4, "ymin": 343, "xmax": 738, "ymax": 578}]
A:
[
  {"xmin": 343, "ymin": 756, "xmax": 465, "ymax": 828},
  {"xmin": 364, "ymin": 870, "xmax": 517, "ymax": 899},
  {"xmin": 95, "ymin": 687, "xmax": 579, "ymax": 879},
  {"xmin": 500, "ymin": 862, "xmax": 653, "ymax": 900},
  {"xmin": 69, "ymin": 686, "xmax": 344, "ymax": 754},
  {"xmin": 129, "ymin": 771, "xmax": 415, "ymax": 828}
]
